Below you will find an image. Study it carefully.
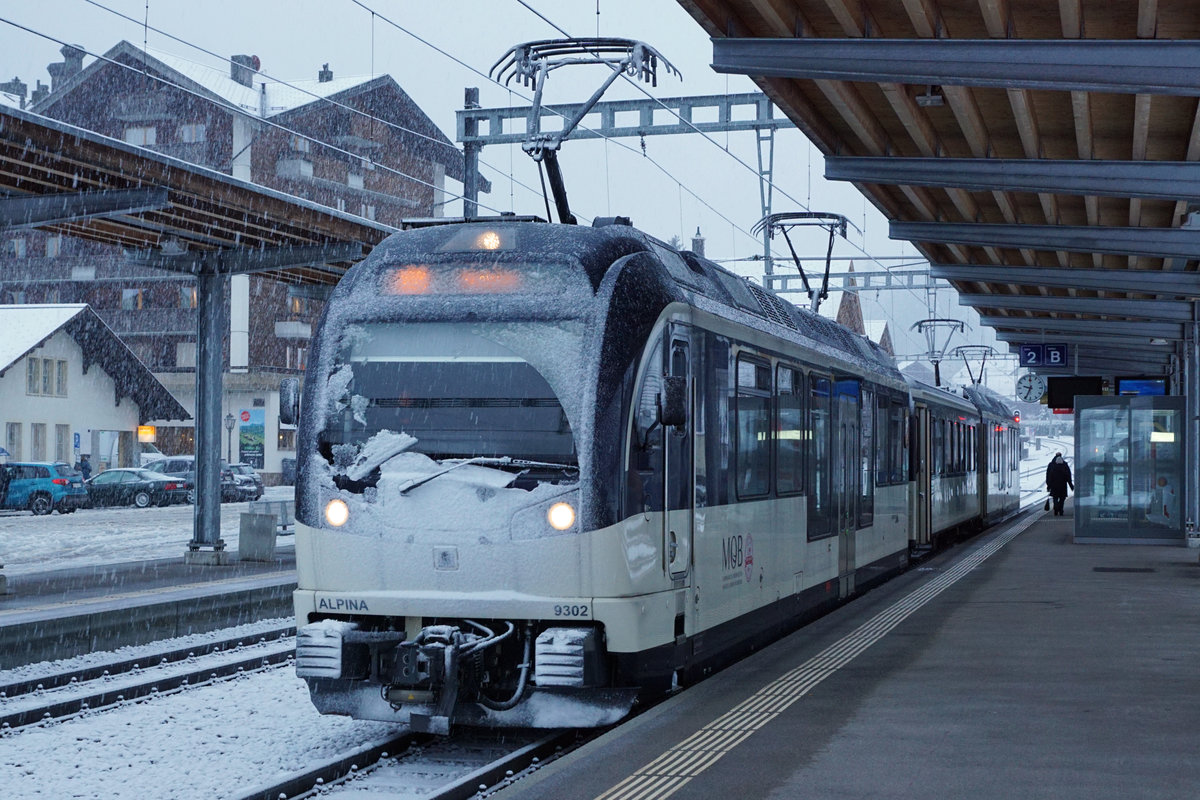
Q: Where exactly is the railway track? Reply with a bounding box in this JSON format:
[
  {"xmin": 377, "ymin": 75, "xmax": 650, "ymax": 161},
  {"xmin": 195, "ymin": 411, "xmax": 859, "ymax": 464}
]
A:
[
  {"xmin": 0, "ymin": 626, "xmax": 295, "ymax": 729},
  {"xmin": 235, "ymin": 728, "xmax": 579, "ymax": 800}
]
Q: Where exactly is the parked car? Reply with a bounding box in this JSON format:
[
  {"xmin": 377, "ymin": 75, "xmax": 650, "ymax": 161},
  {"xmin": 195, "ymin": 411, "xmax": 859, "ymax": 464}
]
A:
[
  {"xmin": 0, "ymin": 461, "xmax": 88, "ymax": 515},
  {"xmin": 143, "ymin": 456, "xmax": 239, "ymax": 503},
  {"xmin": 85, "ymin": 468, "xmax": 190, "ymax": 508},
  {"xmin": 228, "ymin": 463, "xmax": 264, "ymax": 501}
]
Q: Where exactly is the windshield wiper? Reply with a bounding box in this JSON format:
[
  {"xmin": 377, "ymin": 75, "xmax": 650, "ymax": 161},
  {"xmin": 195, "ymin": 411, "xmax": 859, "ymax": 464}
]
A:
[{"xmin": 397, "ymin": 457, "xmax": 578, "ymax": 495}]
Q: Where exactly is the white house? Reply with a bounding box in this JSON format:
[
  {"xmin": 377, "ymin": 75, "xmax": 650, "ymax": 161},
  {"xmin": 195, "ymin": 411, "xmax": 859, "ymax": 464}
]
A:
[{"xmin": 0, "ymin": 304, "xmax": 188, "ymax": 470}]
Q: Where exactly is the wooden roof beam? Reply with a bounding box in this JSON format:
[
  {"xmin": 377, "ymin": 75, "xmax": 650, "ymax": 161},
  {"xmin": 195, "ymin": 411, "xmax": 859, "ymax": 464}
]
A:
[
  {"xmin": 820, "ymin": 0, "xmax": 999, "ymax": 263},
  {"xmin": 1059, "ymin": 0, "xmax": 1101, "ymax": 267},
  {"xmin": 978, "ymin": 0, "xmax": 1063, "ymax": 262},
  {"xmin": 1128, "ymin": 0, "xmax": 1159, "ymax": 268},
  {"xmin": 900, "ymin": 0, "xmax": 1030, "ymax": 264}
]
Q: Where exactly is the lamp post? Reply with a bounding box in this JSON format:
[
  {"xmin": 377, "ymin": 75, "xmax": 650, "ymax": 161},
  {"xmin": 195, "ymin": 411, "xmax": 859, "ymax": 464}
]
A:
[{"xmin": 224, "ymin": 413, "xmax": 235, "ymax": 463}]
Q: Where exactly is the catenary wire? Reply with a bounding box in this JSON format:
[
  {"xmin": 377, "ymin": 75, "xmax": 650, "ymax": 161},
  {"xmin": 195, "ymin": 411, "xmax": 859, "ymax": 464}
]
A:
[
  {"xmin": 77, "ymin": 0, "xmax": 548, "ymax": 212},
  {"xmin": 513, "ymin": 0, "xmax": 931, "ymax": 282},
  {"xmin": 347, "ymin": 0, "xmax": 775, "ymax": 252},
  {"xmin": 0, "ymin": 15, "xmax": 510, "ymax": 217}
]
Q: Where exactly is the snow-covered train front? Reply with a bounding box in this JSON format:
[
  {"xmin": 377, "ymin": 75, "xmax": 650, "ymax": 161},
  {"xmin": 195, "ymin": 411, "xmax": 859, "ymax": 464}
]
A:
[{"xmin": 286, "ymin": 218, "xmax": 1019, "ymax": 734}]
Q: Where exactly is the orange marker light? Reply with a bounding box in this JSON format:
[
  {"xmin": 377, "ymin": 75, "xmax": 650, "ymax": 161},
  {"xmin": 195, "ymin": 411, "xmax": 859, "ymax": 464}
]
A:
[
  {"xmin": 457, "ymin": 269, "xmax": 521, "ymax": 293},
  {"xmin": 386, "ymin": 266, "xmax": 431, "ymax": 294}
]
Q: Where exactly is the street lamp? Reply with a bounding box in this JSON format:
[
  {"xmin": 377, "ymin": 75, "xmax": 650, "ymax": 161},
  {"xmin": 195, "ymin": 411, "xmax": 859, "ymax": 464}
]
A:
[{"xmin": 224, "ymin": 413, "xmax": 235, "ymax": 463}]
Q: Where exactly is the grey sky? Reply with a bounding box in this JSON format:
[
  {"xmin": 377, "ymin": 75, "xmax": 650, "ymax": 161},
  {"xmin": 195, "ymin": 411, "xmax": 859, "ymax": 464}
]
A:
[{"xmin": 0, "ymin": 0, "xmax": 1010, "ymax": 376}]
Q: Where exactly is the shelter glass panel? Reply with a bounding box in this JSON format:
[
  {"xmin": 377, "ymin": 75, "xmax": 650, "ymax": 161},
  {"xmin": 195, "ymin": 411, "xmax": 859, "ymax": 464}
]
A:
[{"xmin": 1076, "ymin": 396, "xmax": 1185, "ymax": 544}]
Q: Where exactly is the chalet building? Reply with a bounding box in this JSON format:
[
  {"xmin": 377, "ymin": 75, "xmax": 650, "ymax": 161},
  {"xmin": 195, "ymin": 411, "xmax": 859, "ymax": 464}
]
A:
[
  {"xmin": 0, "ymin": 43, "xmax": 476, "ymax": 482},
  {"xmin": 0, "ymin": 304, "xmax": 188, "ymax": 471}
]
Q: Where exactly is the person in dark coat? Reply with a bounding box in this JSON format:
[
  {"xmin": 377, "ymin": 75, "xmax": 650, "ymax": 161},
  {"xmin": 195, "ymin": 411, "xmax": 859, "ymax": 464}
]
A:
[
  {"xmin": 75, "ymin": 454, "xmax": 92, "ymax": 481},
  {"xmin": 1046, "ymin": 452, "xmax": 1074, "ymax": 516}
]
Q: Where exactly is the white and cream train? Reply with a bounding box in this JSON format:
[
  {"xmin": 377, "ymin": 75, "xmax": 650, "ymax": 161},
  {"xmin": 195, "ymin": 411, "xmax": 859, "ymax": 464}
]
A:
[{"xmin": 282, "ymin": 218, "xmax": 1021, "ymax": 734}]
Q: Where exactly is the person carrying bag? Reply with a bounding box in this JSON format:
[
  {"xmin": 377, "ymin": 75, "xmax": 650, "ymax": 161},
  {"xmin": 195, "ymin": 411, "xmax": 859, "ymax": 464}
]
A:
[{"xmin": 1045, "ymin": 452, "xmax": 1074, "ymax": 516}]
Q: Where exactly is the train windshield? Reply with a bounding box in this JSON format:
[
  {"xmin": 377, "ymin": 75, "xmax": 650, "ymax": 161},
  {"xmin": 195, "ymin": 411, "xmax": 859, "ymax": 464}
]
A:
[{"xmin": 319, "ymin": 320, "xmax": 582, "ymax": 469}]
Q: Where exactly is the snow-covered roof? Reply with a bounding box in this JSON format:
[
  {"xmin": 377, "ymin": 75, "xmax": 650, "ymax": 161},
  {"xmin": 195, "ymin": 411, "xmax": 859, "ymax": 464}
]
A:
[
  {"xmin": 142, "ymin": 47, "xmax": 371, "ymax": 119},
  {"xmin": 0, "ymin": 304, "xmax": 189, "ymax": 422},
  {"xmin": 0, "ymin": 304, "xmax": 88, "ymax": 372},
  {"xmin": 31, "ymin": 41, "xmax": 469, "ymax": 181},
  {"xmin": 0, "ymin": 90, "xmax": 21, "ymax": 110}
]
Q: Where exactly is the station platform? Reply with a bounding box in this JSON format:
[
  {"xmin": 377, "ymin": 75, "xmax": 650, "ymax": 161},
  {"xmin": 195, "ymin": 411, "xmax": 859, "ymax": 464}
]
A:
[
  {"xmin": 0, "ymin": 547, "xmax": 296, "ymax": 669},
  {"xmin": 498, "ymin": 503, "xmax": 1200, "ymax": 800}
]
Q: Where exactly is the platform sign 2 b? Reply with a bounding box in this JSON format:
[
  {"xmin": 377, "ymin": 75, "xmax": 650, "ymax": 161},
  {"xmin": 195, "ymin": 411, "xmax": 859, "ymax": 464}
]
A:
[{"xmin": 1018, "ymin": 343, "xmax": 1069, "ymax": 368}]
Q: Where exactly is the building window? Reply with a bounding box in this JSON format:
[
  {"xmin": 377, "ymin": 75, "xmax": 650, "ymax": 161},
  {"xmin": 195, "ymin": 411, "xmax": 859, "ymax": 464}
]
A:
[
  {"xmin": 71, "ymin": 265, "xmax": 95, "ymax": 280},
  {"xmin": 26, "ymin": 357, "xmax": 39, "ymax": 394},
  {"xmin": 31, "ymin": 423, "xmax": 46, "ymax": 461},
  {"xmin": 121, "ymin": 288, "xmax": 144, "ymax": 310},
  {"xmin": 45, "ymin": 288, "xmax": 60, "ymax": 303},
  {"xmin": 44, "ymin": 236, "xmax": 61, "ymax": 257},
  {"xmin": 42, "ymin": 358, "xmax": 53, "ymax": 395},
  {"xmin": 7, "ymin": 290, "xmax": 26, "ymax": 304},
  {"xmin": 125, "ymin": 126, "xmax": 157, "ymax": 146},
  {"xmin": 56, "ymin": 360, "xmax": 68, "ymax": 396},
  {"xmin": 5, "ymin": 238, "xmax": 26, "ymax": 257},
  {"xmin": 6, "ymin": 422, "xmax": 21, "ymax": 460},
  {"xmin": 178, "ymin": 123, "xmax": 206, "ymax": 143},
  {"xmin": 289, "ymin": 134, "xmax": 311, "ymax": 153},
  {"xmin": 288, "ymin": 295, "xmax": 307, "ymax": 315},
  {"xmin": 180, "ymin": 285, "xmax": 197, "ymax": 309},
  {"xmin": 278, "ymin": 428, "xmax": 296, "ymax": 450},
  {"xmin": 348, "ymin": 172, "xmax": 364, "ymax": 190},
  {"xmin": 55, "ymin": 424, "xmax": 70, "ymax": 463},
  {"xmin": 336, "ymin": 197, "xmax": 345, "ymax": 212},
  {"xmin": 287, "ymin": 345, "xmax": 307, "ymax": 370}
]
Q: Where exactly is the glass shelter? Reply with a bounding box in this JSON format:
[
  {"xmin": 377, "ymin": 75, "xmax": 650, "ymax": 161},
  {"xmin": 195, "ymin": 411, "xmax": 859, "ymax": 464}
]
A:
[{"xmin": 1075, "ymin": 395, "xmax": 1186, "ymax": 545}]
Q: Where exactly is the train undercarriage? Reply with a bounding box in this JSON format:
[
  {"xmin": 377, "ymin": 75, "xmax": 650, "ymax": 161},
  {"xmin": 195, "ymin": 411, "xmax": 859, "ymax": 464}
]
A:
[{"xmin": 295, "ymin": 618, "xmax": 636, "ymax": 733}]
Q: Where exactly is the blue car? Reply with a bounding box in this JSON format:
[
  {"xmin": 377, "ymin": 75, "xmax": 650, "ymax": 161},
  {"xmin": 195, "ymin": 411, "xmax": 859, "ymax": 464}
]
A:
[{"xmin": 0, "ymin": 461, "xmax": 89, "ymax": 515}]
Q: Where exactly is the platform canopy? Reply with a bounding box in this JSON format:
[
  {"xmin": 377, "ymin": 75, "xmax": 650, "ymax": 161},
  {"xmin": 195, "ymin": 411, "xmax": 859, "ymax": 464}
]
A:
[
  {"xmin": 678, "ymin": 0, "xmax": 1200, "ymax": 376},
  {"xmin": 0, "ymin": 105, "xmax": 394, "ymax": 282}
]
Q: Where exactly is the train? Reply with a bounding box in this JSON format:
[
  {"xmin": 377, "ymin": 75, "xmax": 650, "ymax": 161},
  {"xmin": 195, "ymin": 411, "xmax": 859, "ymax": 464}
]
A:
[{"xmin": 282, "ymin": 217, "xmax": 1021, "ymax": 734}]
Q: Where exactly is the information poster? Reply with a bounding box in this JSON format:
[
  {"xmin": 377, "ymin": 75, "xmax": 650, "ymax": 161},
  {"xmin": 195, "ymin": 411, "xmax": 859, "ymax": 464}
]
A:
[{"xmin": 238, "ymin": 408, "xmax": 265, "ymax": 468}]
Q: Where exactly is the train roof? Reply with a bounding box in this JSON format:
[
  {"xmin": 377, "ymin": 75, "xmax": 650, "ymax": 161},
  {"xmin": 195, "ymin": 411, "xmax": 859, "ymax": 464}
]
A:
[
  {"xmin": 903, "ymin": 376, "xmax": 978, "ymax": 413},
  {"xmin": 366, "ymin": 218, "xmax": 905, "ymax": 384},
  {"xmin": 962, "ymin": 385, "xmax": 1018, "ymax": 421}
]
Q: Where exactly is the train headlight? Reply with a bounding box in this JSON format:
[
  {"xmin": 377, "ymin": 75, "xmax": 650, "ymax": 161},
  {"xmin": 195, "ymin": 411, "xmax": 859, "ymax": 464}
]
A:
[
  {"xmin": 547, "ymin": 501, "xmax": 575, "ymax": 531},
  {"xmin": 325, "ymin": 498, "xmax": 350, "ymax": 527}
]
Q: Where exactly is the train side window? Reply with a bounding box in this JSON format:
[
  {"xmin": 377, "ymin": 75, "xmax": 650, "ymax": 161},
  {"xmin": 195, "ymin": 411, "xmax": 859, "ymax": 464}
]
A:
[
  {"xmin": 735, "ymin": 355, "xmax": 771, "ymax": 499},
  {"xmin": 859, "ymin": 386, "xmax": 874, "ymax": 527},
  {"xmin": 775, "ymin": 365, "xmax": 804, "ymax": 496},
  {"xmin": 932, "ymin": 416, "xmax": 944, "ymax": 477},
  {"xmin": 954, "ymin": 422, "xmax": 962, "ymax": 474},
  {"xmin": 890, "ymin": 401, "xmax": 907, "ymax": 483},
  {"xmin": 808, "ymin": 374, "xmax": 832, "ymax": 539},
  {"xmin": 626, "ymin": 335, "xmax": 665, "ymax": 514},
  {"xmin": 875, "ymin": 393, "xmax": 889, "ymax": 485},
  {"xmin": 967, "ymin": 425, "xmax": 975, "ymax": 472}
]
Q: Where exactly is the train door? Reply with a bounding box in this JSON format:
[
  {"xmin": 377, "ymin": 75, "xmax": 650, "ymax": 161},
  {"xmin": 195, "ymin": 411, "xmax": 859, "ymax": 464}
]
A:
[
  {"xmin": 664, "ymin": 328, "xmax": 692, "ymax": 581},
  {"xmin": 913, "ymin": 405, "xmax": 932, "ymax": 548},
  {"xmin": 834, "ymin": 379, "xmax": 860, "ymax": 598}
]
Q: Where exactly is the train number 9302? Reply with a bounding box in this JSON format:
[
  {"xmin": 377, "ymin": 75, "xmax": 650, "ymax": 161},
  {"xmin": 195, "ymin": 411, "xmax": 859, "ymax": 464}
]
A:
[{"xmin": 553, "ymin": 603, "xmax": 589, "ymax": 617}]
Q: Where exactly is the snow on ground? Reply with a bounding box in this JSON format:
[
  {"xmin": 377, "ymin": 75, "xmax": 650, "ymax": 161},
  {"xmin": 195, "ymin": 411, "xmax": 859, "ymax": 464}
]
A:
[
  {"xmin": 0, "ymin": 664, "xmax": 400, "ymax": 800},
  {"xmin": 0, "ymin": 486, "xmax": 294, "ymax": 576}
]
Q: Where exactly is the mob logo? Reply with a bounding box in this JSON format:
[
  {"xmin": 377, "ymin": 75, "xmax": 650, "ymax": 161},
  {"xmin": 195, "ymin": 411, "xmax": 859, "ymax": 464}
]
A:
[{"xmin": 724, "ymin": 532, "xmax": 755, "ymax": 576}]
